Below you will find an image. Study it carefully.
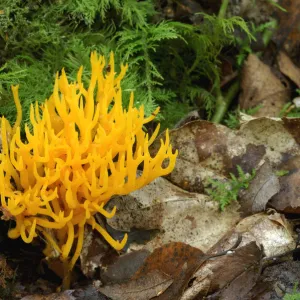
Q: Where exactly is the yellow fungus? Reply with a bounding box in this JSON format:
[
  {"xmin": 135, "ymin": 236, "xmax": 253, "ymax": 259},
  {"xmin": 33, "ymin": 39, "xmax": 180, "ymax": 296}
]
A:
[{"xmin": 0, "ymin": 51, "xmax": 178, "ymax": 289}]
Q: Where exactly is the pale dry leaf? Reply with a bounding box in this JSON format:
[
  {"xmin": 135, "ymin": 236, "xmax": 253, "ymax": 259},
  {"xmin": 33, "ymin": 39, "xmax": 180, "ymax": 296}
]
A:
[
  {"xmin": 277, "ymin": 51, "xmax": 300, "ymax": 88},
  {"xmin": 235, "ymin": 212, "xmax": 295, "ymax": 257},
  {"xmin": 107, "ymin": 176, "xmax": 241, "ymax": 253},
  {"xmin": 239, "ymin": 54, "xmax": 290, "ymax": 117},
  {"xmin": 239, "ymin": 117, "xmax": 300, "ymax": 165}
]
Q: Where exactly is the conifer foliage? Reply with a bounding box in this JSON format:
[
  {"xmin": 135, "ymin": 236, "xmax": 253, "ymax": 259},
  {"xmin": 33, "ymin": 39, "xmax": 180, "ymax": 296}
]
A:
[{"xmin": 0, "ymin": 0, "xmax": 252, "ymax": 129}]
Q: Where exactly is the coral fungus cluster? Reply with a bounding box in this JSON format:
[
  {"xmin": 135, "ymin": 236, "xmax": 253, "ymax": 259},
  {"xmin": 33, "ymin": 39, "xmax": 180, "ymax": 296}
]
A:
[{"xmin": 0, "ymin": 52, "xmax": 177, "ymax": 287}]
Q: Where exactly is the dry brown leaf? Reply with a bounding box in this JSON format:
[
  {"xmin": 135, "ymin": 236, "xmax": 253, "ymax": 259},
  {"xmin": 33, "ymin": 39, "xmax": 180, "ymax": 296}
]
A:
[
  {"xmin": 239, "ymin": 161, "xmax": 280, "ymax": 215},
  {"xmin": 132, "ymin": 242, "xmax": 205, "ymax": 300},
  {"xmin": 107, "ymin": 176, "xmax": 241, "ymax": 253},
  {"xmin": 277, "ymin": 51, "xmax": 300, "ymax": 88},
  {"xmin": 181, "ymin": 239, "xmax": 263, "ymax": 300},
  {"xmin": 209, "ymin": 255, "xmax": 261, "ymax": 300},
  {"xmin": 21, "ymin": 286, "xmax": 106, "ymax": 300},
  {"xmin": 239, "ymin": 54, "xmax": 290, "ymax": 117},
  {"xmin": 0, "ymin": 255, "xmax": 14, "ymax": 289},
  {"xmin": 181, "ymin": 211, "xmax": 294, "ymax": 299},
  {"xmin": 100, "ymin": 250, "xmax": 150, "ymax": 285},
  {"xmin": 21, "ymin": 294, "xmax": 75, "ymax": 300},
  {"xmin": 282, "ymin": 118, "xmax": 300, "ymax": 145},
  {"xmin": 147, "ymin": 117, "xmax": 300, "ymax": 224},
  {"xmin": 146, "ymin": 116, "xmax": 300, "ymax": 236},
  {"xmin": 153, "ymin": 117, "xmax": 300, "ymax": 196},
  {"xmin": 274, "ymin": 0, "xmax": 300, "ymax": 57},
  {"xmin": 243, "ymin": 280, "xmax": 274, "ymax": 300},
  {"xmin": 99, "ymin": 270, "xmax": 173, "ymax": 300},
  {"xmin": 150, "ymin": 121, "xmax": 249, "ymax": 193},
  {"xmin": 269, "ymin": 155, "xmax": 300, "ymax": 213},
  {"xmin": 180, "ymin": 272, "xmax": 212, "ymax": 300}
]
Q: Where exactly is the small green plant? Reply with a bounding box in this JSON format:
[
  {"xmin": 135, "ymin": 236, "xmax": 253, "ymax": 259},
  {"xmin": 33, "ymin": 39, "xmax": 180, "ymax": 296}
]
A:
[
  {"xmin": 284, "ymin": 293, "xmax": 300, "ymax": 300},
  {"xmin": 279, "ymin": 88, "xmax": 300, "ymax": 118},
  {"xmin": 224, "ymin": 111, "xmax": 241, "ymax": 129},
  {"xmin": 284, "ymin": 283, "xmax": 300, "ymax": 300},
  {"xmin": 206, "ymin": 165, "xmax": 256, "ymax": 211},
  {"xmin": 224, "ymin": 104, "xmax": 262, "ymax": 129},
  {"xmin": 275, "ymin": 170, "xmax": 289, "ymax": 177},
  {"xmin": 279, "ymin": 101, "xmax": 300, "ymax": 118}
]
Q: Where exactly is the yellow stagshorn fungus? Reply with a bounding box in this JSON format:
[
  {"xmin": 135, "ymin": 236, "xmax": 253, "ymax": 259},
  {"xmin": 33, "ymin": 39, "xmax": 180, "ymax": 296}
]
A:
[{"xmin": 0, "ymin": 52, "xmax": 177, "ymax": 287}]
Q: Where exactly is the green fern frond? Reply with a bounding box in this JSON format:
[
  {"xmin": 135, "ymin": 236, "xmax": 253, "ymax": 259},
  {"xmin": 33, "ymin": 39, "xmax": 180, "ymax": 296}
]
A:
[
  {"xmin": 187, "ymin": 87, "xmax": 215, "ymax": 119},
  {"xmin": 117, "ymin": 21, "xmax": 180, "ymax": 112},
  {"xmin": 121, "ymin": 0, "xmax": 156, "ymax": 28},
  {"xmin": 0, "ymin": 0, "xmax": 254, "ymax": 135},
  {"xmin": 57, "ymin": 0, "xmax": 105, "ymax": 26},
  {"xmin": 158, "ymin": 92, "xmax": 194, "ymax": 129},
  {"xmin": 0, "ymin": 64, "xmax": 27, "ymax": 83},
  {"xmin": 0, "ymin": 57, "xmax": 54, "ymax": 125},
  {"xmin": 162, "ymin": 14, "xmax": 252, "ymax": 120},
  {"xmin": 117, "ymin": 21, "xmax": 179, "ymax": 61},
  {"xmin": 200, "ymin": 14, "xmax": 254, "ymax": 41},
  {"xmin": 99, "ymin": 0, "xmax": 121, "ymax": 20},
  {"xmin": 55, "ymin": 0, "xmax": 122, "ymax": 24}
]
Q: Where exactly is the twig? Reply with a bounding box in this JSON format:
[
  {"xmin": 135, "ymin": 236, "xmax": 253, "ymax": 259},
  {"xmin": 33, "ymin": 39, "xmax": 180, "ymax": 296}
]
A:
[{"xmin": 203, "ymin": 233, "xmax": 243, "ymax": 260}]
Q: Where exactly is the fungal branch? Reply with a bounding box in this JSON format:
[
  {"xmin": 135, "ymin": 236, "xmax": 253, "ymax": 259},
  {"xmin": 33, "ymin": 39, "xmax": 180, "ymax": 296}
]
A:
[{"xmin": 0, "ymin": 51, "xmax": 178, "ymax": 289}]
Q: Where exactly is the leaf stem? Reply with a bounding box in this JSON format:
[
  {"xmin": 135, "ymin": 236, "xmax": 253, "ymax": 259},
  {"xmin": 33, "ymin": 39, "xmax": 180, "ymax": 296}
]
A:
[
  {"xmin": 218, "ymin": 0, "xmax": 230, "ymax": 19},
  {"xmin": 211, "ymin": 81, "xmax": 240, "ymax": 123}
]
